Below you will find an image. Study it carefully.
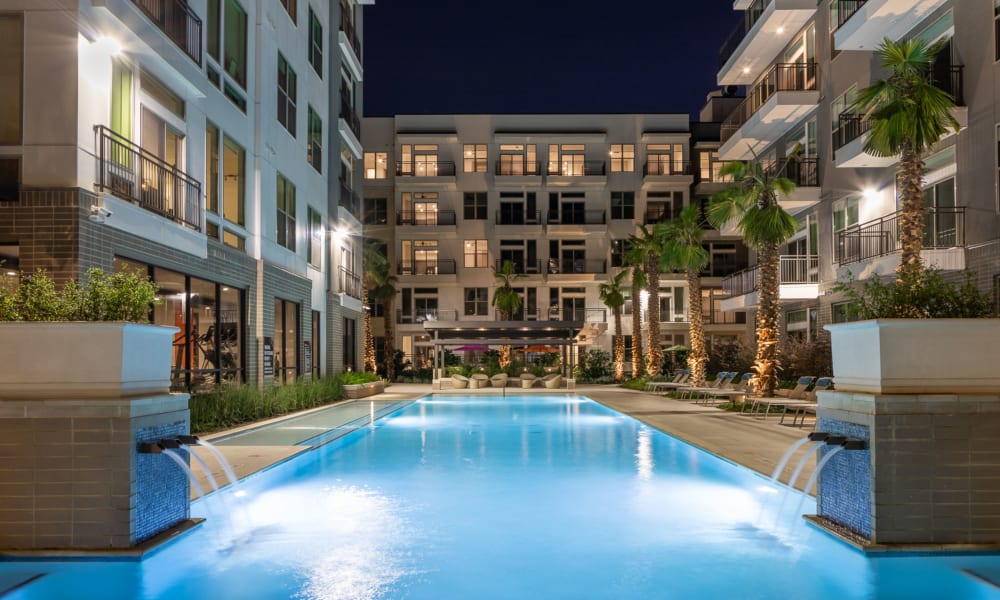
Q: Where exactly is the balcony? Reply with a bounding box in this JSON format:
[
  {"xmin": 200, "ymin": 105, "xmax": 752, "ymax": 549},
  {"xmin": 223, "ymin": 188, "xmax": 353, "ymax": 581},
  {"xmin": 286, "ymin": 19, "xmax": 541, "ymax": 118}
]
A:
[
  {"xmin": 339, "ymin": 92, "xmax": 361, "ymax": 139},
  {"xmin": 719, "ymin": 62, "xmax": 819, "ymax": 161},
  {"xmin": 130, "ymin": 0, "xmax": 202, "ymax": 65},
  {"xmin": 495, "ymin": 209, "xmax": 542, "ymax": 226},
  {"xmin": 547, "ymin": 258, "xmax": 606, "ymax": 275},
  {"xmin": 835, "ymin": 207, "xmax": 966, "ymax": 274},
  {"xmin": 338, "ymin": 266, "xmax": 362, "ymax": 300},
  {"xmin": 494, "ymin": 159, "xmax": 542, "ymax": 182},
  {"xmin": 833, "ymin": 0, "xmax": 948, "ymax": 52},
  {"xmin": 397, "ymin": 308, "xmax": 459, "ymax": 325},
  {"xmin": 497, "ymin": 307, "xmax": 607, "ymax": 323},
  {"xmin": 340, "ymin": 14, "xmax": 361, "ymax": 58},
  {"xmin": 642, "ymin": 159, "xmax": 693, "ymax": 188},
  {"xmin": 397, "ymin": 259, "xmax": 457, "ymax": 276},
  {"xmin": 396, "ymin": 160, "xmax": 457, "ymax": 189},
  {"xmin": 546, "ymin": 161, "xmax": 607, "ymax": 187},
  {"xmin": 771, "ymin": 157, "xmax": 821, "ymax": 216},
  {"xmin": 396, "ymin": 210, "xmax": 456, "ymax": 227},
  {"xmin": 95, "ymin": 125, "xmax": 201, "ymax": 230},
  {"xmin": 339, "ymin": 183, "xmax": 361, "ymax": 221},
  {"xmin": 494, "ymin": 259, "xmax": 543, "ymax": 275},
  {"xmin": 717, "ymin": 0, "xmax": 817, "ymax": 86},
  {"xmin": 719, "ymin": 255, "xmax": 819, "ymax": 311},
  {"xmin": 546, "ymin": 209, "xmax": 606, "ymax": 226}
]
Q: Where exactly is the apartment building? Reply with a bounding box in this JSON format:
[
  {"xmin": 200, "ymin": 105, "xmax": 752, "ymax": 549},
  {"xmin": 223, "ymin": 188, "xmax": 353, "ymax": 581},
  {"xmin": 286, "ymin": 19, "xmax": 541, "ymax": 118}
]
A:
[
  {"xmin": 714, "ymin": 0, "xmax": 1000, "ymax": 340},
  {"xmin": 0, "ymin": 0, "xmax": 373, "ymax": 389},
  {"xmin": 361, "ymin": 113, "xmax": 750, "ymax": 371}
]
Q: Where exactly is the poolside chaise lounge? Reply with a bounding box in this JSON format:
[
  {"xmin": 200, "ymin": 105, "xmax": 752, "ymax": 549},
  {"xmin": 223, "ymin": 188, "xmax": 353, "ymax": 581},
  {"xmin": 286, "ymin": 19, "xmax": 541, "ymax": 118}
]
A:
[
  {"xmin": 694, "ymin": 372, "xmax": 754, "ymax": 405},
  {"xmin": 646, "ymin": 370, "xmax": 691, "ymax": 393},
  {"xmin": 743, "ymin": 376, "xmax": 816, "ymax": 419},
  {"xmin": 452, "ymin": 374, "xmax": 470, "ymax": 389},
  {"xmin": 678, "ymin": 372, "xmax": 734, "ymax": 400},
  {"xmin": 520, "ymin": 373, "xmax": 539, "ymax": 388},
  {"xmin": 470, "ymin": 373, "xmax": 490, "ymax": 389},
  {"xmin": 778, "ymin": 377, "xmax": 834, "ymax": 427},
  {"xmin": 490, "ymin": 373, "xmax": 509, "ymax": 388},
  {"xmin": 542, "ymin": 373, "xmax": 562, "ymax": 389}
]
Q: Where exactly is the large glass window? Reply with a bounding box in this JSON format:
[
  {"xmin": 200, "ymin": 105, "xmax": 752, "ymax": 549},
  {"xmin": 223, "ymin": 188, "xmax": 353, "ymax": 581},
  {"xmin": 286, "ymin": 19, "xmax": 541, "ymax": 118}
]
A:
[
  {"xmin": 0, "ymin": 16, "xmax": 22, "ymax": 145},
  {"xmin": 464, "ymin": 191, "xmax": 487, "ymax": 220},
  {"xmin": 463, "ymin": 144, "xmax": 487, "ymax": 172},
  {"xmin": 365, "ymin": 152, "xmax": 388, "ymax": 179},
  {"xmin": 277, "ymin": 53, "xmax": 297, "ymax": 136},
  {"xmin": 498, "ymin": 144, "xmax": 537, "ymax": 175},
  {"xmin": 610, "ymin": 144, "xmax": 634, "ymax": 172},
  {"xmin": 464, "ymin": 240, "xmax": 488, "ymax": 268},
  {"xmin": 611, "ymin": 239, "xmax": 632, "ymax": 268},
  {"xmin": 206, "ymin": 122, "xmax": 220, "ymax": 214},
  {"xmin": 222, "ymin": 135, "xmax": 245, "ymax": 227},
  {"xmin": 464, "ymin": 288, "xmax": 488, "ymax": 316},
  {"xmin": 308, "ymin": 106, "xmax": 322, "ymax": 172},
  {"xmin": 364, "ymin": 197, "xmax": 388, "ymax": 225},
  {"xmin": 224, "ymin": 0, "xmax": 247, "ymax": 88},
  {"xmin": 646, "ymin": 144, "xmax": 685, "ymax": 175},
  {"xmin": 309, "ymin": 8, "xmax": 323, "ymax": 76},
  {"xmin": 548, "ymin": 144, "xmax": 585, "ymax": 175},
  {"xmin": 611, "ymin": 191, "xmax": 635, "ymax": 220},
  {"xmin": 276, "ymin": 173, "xmax": 296, "ymax": 251},
  {"xmin": 274, "ymin": 298, "xmax": 299, "ymax": 383}
]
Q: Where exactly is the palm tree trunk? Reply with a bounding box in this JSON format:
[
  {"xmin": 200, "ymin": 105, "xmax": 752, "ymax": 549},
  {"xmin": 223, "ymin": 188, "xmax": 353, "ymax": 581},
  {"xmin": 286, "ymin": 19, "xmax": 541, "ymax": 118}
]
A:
[
  {"xmin": 362, "ymin": 288, "xmax": 377, "ymax": 373},
  {"xmin": 897, "ymin": 140, "xmax": 926, "ymax": 284},
  {"xmin": 630, "ymin": 282, "xmax": 644, "ymax": 378},
  {"xmin": 613, "ymin": 307, "xmax": 624, "ymax": 382},
  {"xmin": 383, "ymin": 297, "xmax": 395, "ymax": 381},
  {"xmin": 645, "ymin": 256, "xmax": 663, "ymax": 376},
  {"xmin": 499, "ymin": 310, "xmax": 511, "ymax": 369},
  {"xmin": 686, "ymin": 270, "xmax": 707, "ymax": 388},
  {"xmin": 754, "ymin": 241, "xmax": 781, "ymax": 397}
]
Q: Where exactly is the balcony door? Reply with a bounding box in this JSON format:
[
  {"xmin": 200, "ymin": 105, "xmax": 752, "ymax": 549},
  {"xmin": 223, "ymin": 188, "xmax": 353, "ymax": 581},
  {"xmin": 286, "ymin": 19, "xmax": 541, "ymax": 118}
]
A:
[{"xmin": 140, "ymin": 107, "xmax": 184, "ymax": 212}]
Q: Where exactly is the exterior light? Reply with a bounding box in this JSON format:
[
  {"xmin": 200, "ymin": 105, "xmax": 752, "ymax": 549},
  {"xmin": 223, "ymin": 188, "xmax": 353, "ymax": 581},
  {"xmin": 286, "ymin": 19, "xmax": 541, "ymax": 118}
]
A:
[
  {"xmin": 742, "ymin": 67, "xmax": 750, "ymax": 74},
  {"xmin": 94, "ymin": 36, "xmax": 122, "ymax": 56},
  {"xmin": 776, "ymin": 27, "xmax": 784, "ymax": 34},
  {"xmin": 863, "ymin": 188, "xmax": 880, "ymax": 202}
]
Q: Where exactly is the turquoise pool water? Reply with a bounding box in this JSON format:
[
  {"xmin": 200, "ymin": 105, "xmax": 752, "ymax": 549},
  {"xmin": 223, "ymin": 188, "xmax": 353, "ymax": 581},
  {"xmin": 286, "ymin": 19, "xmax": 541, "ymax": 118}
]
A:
[{"xmin": 3, "ymin": 394, "xmax": 1000, "ymax": 599}]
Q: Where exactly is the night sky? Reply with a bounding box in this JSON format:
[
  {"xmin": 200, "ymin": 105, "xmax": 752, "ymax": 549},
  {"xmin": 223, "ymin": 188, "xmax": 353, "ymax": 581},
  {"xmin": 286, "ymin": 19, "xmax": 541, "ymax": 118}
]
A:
[{"xmin": 362, "ymin": 1, "xmax": 742, "ymax": 119}]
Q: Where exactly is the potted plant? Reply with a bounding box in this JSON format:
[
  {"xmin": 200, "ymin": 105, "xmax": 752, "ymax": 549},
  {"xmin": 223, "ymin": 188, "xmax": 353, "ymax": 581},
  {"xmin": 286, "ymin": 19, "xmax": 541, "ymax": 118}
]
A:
[
  {"xmin": 341, "ymin": 370, "xmax": 385, "ymax": 399},
  {"xmin": 0, "ymin": 267, "xmax": 173, "ymax": 399}
]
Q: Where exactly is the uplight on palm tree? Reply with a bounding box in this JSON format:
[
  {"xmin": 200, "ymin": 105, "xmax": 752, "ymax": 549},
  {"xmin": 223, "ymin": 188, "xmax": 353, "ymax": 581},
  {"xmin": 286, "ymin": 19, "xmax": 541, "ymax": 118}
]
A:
[
  {"xmin": 492, "ymin": 260, "xmax": 525, "ymax": 368},
  {"xmin": 368, "ymin": 259, "xmax": 398, "ymax": 380},
  {"xmin": 598, "ymin": 269, "xmax": 628, "ymax": 382},
  {"xmin": 661, "ymin": 205, "xmax": 710, "ymax": 387},
  {"xmin": 627, "ymin": 264, "xmax": 646, "ymax": 380},
  {"xmin": 709, "ymin": 154, "xmax": 798, "ymax": 398},
  {"xmin": 631, "ymin": 225, "xmax": 668, "ymax": 376},
  {"xmin": 362, "ymin": 239, "xmax": 388, "ymax": 373},
  {"xmin": 850, "ymin": 37, "xmax": 960, "ymax": 281}
]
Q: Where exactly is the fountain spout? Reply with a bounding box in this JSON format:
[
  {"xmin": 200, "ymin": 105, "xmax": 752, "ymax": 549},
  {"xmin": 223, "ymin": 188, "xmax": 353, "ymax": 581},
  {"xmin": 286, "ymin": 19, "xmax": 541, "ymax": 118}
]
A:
[
  {"xmin": 807, "ymin": 432, "xmax": 829, "ymax": 442},
  {"xmin": 841, "ymin": 438, "xmax": 867, "ymax": 450},
  {"xmin": 139, "ymin": 438, "xmax": 183, "ymax": 454}
]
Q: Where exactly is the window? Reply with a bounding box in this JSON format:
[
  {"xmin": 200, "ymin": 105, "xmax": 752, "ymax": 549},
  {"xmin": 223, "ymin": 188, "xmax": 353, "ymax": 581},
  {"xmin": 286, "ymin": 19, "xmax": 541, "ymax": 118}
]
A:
[
  {"xmin": 699, "ymin": 150, "xmax": 732, "ymax": 183},
  {"xmin": 548, "ymin": 144, "xmax": 585, "ymax": 175},
  {"xmin": 277, "ymin": 53, "xmax": 297, "ymax": 136},
  {"xmin": 140, "ymin": 69, "xmax": 184, "ymax": 118},
  {"xmin": 0, "ymin": 15, "xmax": 22, "ymax": 145},
  {"xmin": 206, "ymin": 122, "xmax": 220, "ymax": 213},
  {"xmin": 610, "ymin": 144, "xmax": 634, "ymax": 172},
  {"xmin": 464, "ymin": 191, "xmax": 487, "ymax": 220},
  {"xmin": 995, "ymin": 1, "xmax": 1000, "ymax": 61},
  {"xmin": 464, "ymin": 144, "xmax": 487, "ymax": 172},
  {"xmin": 343, "ymin": 317, "xmax": 356, "ymax": 372},
  {"xmin": 400, "ymin": 192, "xmax": 439, "ymax": 225},
  {"xmin": 831, "ymin": 86, "xmax": 857, "ymax": 140},
  {"xmin": 277, "ymin": 174, "xmax": 296, "ymax": 251},
  {"xmin": 498, "ymin": 144, "xmax": 537, "ymax": 175},
  {"xmin": 645, "ymin": 191, "xmax": 683, "ymax": 224},
  {"xmin": 309, "ymin": 8, "xmax": 323, "ymax": 76},
  {"xmin": 464, "ymin": 240, "xmax": 488, "ymax": 268},
  {"xmin": 274, "ymin": 299, "xmax": 299, "ymax": 383},
  {"xmin": 110, "ymin": 59, "xmax": 132, "ymax": 142},
  {"xmin": 400, "ymin": 144, "xmax": 439, "ymax": 176},
  {"xmin": 611, "ymin": 192, "xmax": 635, "ymax": 220},
  {"xmin": 364, "ymin": 197, "xmax": 388, "ymax": 225},
  {"xmin": 401, "ymin": 240, "xmax": 440, "ymax": 275},
  {"xmin": 464, "ymin": 288, "xmax": 488, "ymax": 316},
  {"xmin": 223, "ymin": 0, "xmax": 248, "ymax": 88},
  {"xmin": 832, "ymin": 195, "xmax": 859, "ymax": 233},
  {"xmin": 280, "ymin": 0, "xmax": 296, "ymax": 23},
  {"xmin": 308, "ymin": 207, "xmax": 322, "ymax": 267},
  {"xmin": 307, "ymin": 107, "xmax": 322, "ymax": 172},
  {"xmin": 364, "ymin": 152, "xmax": 388, "ymax": 179},
  {"xmin": 646, "ymin": 144, "xmax": 685, "ymax": 175},
  {"xmin": 0, "ymin": 158, "xmax": 18, "ymax": 202},
  {"xmin": 207, "ymin": 0, "xmax": 220, "ymax": 60},
  {"xmin": 611, "ymin": 239, "xmax": 632, "ymax": 268},
  {"xmin": 223, "ymin": 230, "xmax": 245, "ymax": 251},
  {"xmin": 223, "ymin": 135, "xmax": 245, "ymax": 226},
  {"xmin": 832, "ymin": 301, "xmax": 858, "ymax": 324}
]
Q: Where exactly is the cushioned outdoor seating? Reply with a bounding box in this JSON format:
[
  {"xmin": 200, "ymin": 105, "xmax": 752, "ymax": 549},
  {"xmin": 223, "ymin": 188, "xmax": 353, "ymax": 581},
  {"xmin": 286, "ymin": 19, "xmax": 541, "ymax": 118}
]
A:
[
  {"xmin": 490, "ymin": 373, "xmax": 509, "ymax": 388},
  {"xmin": 744, "ymin": 376, "xmax": 816, "ymax": 419},
  {"xmin": 452, "ymin": 374, "xmax": 470, "ymax": 389},
  {"xmin": 470, "ymin": 373, "xmax": 490, "ymax": 389},
  {"xmin": 542, "ymin": 373, "xmax": 562, "ymax": 389},
  {"xmin": 520, "ymin": 373, "xmax": 539, "ymax": 388}
]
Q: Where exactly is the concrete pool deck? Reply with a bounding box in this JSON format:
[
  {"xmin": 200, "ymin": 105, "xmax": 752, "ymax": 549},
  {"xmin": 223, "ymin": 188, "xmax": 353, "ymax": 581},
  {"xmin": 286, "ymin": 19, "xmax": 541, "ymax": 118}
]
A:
[{"xmin": 188, "ymin": 384, "xmax": 817, "ymax": 495}]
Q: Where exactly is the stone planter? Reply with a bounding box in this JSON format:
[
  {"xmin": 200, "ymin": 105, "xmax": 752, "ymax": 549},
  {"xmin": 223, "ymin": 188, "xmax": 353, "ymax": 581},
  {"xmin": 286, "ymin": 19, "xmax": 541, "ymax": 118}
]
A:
[
  {"xmin": 0, "ymin": 322, "xmax": 178, "ymax": 399},
  {"xmin": 343, "ymin": 380, "xmax": 384, "ymax": 399},
  {"xmin": 824, "ymin": 319, "xmax": 1000, "ymax": 394}
]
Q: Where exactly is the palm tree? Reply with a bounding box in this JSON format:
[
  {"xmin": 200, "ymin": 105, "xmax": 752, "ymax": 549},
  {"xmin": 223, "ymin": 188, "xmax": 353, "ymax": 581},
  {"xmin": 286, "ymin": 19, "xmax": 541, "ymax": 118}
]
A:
[
  {"xmin": 492, "ymin": 260, "xmax": 525, "ymax": 368},
  {"xmin": 660, "ymin": 205, "xmax": 710, "ymax": 387},
  {"xmin": 709, "ymin": 155, "xmax": 798, "ymax": 398},
  {"xmin": 624, "ymin": 247, "xmax": 646, "ymax": 379},
  {"xmin": 362, "ymin": 239, "xmax": 388, "ymax": 373},
  {"xmin": 368, "ymin": 260, "xmax": 398, "ymax": 380},
  {"xmin": 598, "ymin": 269, "xmax": 628, "ymax": 382},
  {"xmin": 850, "ymin": 38, "xmax": 960, "ymax": 282},
  {"xmin": 631, "ymin": 225, "xmax": 668, "ymax": 376}
]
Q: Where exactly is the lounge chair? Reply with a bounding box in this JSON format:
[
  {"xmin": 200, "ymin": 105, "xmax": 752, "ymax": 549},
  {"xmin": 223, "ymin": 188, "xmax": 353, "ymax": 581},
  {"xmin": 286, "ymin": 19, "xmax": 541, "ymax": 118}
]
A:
[
  {"xmin": 696, "ymin": 372, "xmax": 753, "ymax": 405},
  {"xmin": 646, "ymin": 370, "xmax": 691, "ymax": 393},
  {"xmin": 678, "ymin": 372, "xmax": 734, "ymax": 400},
  {"xmin": 452, "ymin": 374, "xmax": 470, "ymax": 389},
  {"xmin": 744, "ymin": 376, "xmax": 816, "ymax": 419},
  {"xmin": 779, "ymin": 377, "xmax": 834, "ymax": 426},
  {"xmin": 490, "ymin": 373, "xmax": 509, "ymax": 388},
  {"xmin": 542, "ymin": 373, "xmax": 562, "ymax": 389},
  {"xmin": 470, "ymin": 373, "xmax": 490, "ymax": 389},
  {"xmin": 520, "ymin": 373, "xmax": 539, "ymax": 388}
]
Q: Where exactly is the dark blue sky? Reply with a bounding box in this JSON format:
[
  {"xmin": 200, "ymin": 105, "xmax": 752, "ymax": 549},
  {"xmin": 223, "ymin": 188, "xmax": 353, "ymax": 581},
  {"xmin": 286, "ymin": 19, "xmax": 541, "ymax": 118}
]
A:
[{"xmin": 362, "ymin": 1, "xmax": 742, "ymax": 119}]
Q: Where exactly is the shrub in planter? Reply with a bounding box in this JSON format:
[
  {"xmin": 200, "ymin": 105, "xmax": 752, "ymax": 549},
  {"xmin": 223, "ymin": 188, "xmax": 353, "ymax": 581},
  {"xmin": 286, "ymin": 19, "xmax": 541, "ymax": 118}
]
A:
[{"xmin": 0, "ymin": 268, "xmax": 158, "ymax": 322}]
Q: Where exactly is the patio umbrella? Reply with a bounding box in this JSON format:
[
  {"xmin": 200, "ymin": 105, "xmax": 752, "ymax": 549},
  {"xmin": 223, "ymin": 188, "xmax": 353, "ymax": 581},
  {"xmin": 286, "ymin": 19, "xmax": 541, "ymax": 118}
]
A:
[
  {"xmin": 523, "ymin": 344, "xmax": 558, "ymax": 353},
  {"xmin": 665, "ymin": 344, "xmax": 689, "ymax": 352},
  {"xmin": 455, "ymin": 345, "xmax": 489, "ymax": 351}
]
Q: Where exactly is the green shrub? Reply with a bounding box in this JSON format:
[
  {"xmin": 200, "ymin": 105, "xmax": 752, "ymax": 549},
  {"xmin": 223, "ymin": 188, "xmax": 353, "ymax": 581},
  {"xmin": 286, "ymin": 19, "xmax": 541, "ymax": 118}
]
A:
[
  {"xmin": 836, "ymin": 267, "xmax": 993, "ymax": 319},
  {"xmin": 340, "ymin": 371, "xmax": 380, "ymax": 385},
  {"xmin": 0, "ymin": 268, "xmax": 157, "ymax": 322},
  {"xmin": 619, "ymin": 378, "xmax": 648, "ymax": 391}
]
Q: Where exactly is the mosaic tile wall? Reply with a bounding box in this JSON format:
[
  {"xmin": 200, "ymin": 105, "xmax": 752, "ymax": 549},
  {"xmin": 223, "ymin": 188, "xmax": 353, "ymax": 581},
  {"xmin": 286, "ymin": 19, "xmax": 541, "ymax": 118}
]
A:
[
  {"xmin": 816, "ymin": 418, "xmax": 872, "ymax": 538},
  {"xmin": 135, "ymin": 421, "xmax": 189, "ymax": 543}
]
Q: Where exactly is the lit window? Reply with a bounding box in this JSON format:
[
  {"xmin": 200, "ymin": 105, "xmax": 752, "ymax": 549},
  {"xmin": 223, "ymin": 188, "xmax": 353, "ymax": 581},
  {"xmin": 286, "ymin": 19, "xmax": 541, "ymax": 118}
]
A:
[
  {"xmin": 463, "ymin": 144, "xmax": 487, "ymax": 172},
  {"xmin": 610, "ymin": 144, "xmax": 634, "ymax": 172}
]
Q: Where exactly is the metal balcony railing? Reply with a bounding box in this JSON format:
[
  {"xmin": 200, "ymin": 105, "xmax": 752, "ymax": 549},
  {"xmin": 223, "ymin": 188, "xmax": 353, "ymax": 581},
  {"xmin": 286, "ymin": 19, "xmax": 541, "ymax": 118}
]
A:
[
  {"xmin": 95, "ymin": 126, "xmax": 202, "ymax": 230},
  {"xmin": 397, "ymin": 210, "xmax": 456, "ymax": 226},
  {"xmin": 131, "ymin": 0, "xmax": 202, "ymax": 64},
  {"xmin": 339, "ymin": 183, "xmax": 360, "ymax": 220},
  {"xmin": 396, "ymin": 308, "xmax": 458, "ymax": 324},
  {"xmin": 721, "ymin": 255, "xmax": 818, "ymax": 297},
  {"xmin": 835, "ymin": 207, "xmax": 966, "ymax": 266},
  {"xmin": 767, "ymin": 157, "xmax": 819, "ymax": 187},
  {"xmin": 718, "ymin": 0, "xmax": 772, "ymax": 69},
  {"xmin": 721, "ymin": 62, "xmax": 819, "ymax": 144},
  {"xmin": 833, "ymin": 0, "xmax": 868, "ymax": 31},
  {"xmin": 495, "ymin": 209, "xmax": 542, "ymax": 225},
  {"xmin": 643, "ymin": 159, "xmax": 693, "ymax": 176},
  {"xmin": 930, "ymin": 65, "xmax": 965, "ymax": 106},
  {"xmin": 340, "ymin": 14, "xmax": 361, "ymax": 57},
  {"xmin": 396, "ymin": 161, "xmax": 456, "ymax": 177},
  {"xmin": 547, "ymin": 161, "xmax": 606, "ymax": 176},
  {"xmin": 547, "ymin": 258, "xmax": 606, "ymax": 275},
  {"xmin": 397, "ymin": 259, "xmax": 457, "ymax": 276},
  {"xmin": 546, "ymin": 209, "xmax": 606, "ymax": 225},
  {"xmin": 339, "ymin": 91, "xmax": 361, "ymax": 138},
  {"xmin": 339, "ymin": 266, "xmax": 362, "ymax": 300},
  {"xmin": 833, "ymin": 113, "xmax": 870, "ymax": 151},
  {"xmin": 494, "ymin": 259, "xmax": 543, "ymax": 275},
  {"xmin": 495, "ymin": 159, "xmax": 540, "ymax": 176}
]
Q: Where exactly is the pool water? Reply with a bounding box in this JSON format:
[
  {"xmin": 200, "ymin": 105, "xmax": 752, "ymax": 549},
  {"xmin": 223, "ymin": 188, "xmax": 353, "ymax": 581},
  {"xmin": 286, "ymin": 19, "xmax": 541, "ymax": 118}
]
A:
[{"xmin": 3, "ymin": 394, "xmax": 1000, "ymax": 599}]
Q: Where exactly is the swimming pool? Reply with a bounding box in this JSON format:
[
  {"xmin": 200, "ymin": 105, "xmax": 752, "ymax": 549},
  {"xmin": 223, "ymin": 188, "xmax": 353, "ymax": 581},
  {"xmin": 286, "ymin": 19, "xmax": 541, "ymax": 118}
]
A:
[{"xmin": 3, "ymin": 394, "xmax": 1000, "ymax": 599}]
